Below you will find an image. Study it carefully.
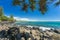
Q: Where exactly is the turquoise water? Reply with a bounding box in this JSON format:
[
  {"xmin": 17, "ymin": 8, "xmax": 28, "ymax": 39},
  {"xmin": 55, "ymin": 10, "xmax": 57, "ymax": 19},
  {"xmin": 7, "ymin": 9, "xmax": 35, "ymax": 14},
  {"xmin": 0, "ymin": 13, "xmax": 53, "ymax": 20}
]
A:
[{"xmin": 15, "ymin": 21, "xmax": 60, "ymax": 29}]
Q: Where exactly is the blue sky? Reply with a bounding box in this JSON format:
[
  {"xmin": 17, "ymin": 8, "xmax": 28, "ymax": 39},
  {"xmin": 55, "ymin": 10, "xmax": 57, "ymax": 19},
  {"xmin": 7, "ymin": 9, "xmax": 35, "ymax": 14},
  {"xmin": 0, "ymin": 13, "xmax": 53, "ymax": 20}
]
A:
[{"xmin": 0, "ymin": 0, "xmax": 60, "ymax": 21}]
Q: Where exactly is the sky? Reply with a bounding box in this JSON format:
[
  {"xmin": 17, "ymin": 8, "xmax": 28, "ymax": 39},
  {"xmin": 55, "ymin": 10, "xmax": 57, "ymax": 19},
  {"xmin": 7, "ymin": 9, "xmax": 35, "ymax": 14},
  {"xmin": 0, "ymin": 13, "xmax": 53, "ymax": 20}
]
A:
[{"xmin": 0, "ymin": 0, "xmax": 60, "ymax": 21}]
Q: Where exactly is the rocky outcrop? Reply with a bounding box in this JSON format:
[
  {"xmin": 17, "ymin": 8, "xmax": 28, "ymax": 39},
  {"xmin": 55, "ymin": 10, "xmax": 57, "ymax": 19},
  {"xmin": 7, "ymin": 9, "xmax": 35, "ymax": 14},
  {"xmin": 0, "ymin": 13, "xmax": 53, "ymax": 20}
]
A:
[{"xmin": 0, "ymin": 25, "xmax": 60, "ymax": 40}]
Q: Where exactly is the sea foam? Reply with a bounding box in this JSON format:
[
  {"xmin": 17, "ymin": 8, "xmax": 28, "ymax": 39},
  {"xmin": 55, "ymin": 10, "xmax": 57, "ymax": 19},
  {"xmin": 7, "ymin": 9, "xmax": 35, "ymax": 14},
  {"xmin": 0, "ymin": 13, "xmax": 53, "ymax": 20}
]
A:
[
  {"xmin": 26, "ymin": 25, "xmax": 54, "ymax": 31},
  {"xmin": 39, "ymin": 27, "xmax": 53, "ymax": 31}
]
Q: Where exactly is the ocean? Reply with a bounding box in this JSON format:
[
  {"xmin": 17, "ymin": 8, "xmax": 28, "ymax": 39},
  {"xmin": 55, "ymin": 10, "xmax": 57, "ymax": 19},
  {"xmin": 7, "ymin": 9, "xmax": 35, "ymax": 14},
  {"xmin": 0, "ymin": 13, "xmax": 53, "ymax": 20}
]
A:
[{"xmin": 15, "ymin": 21, "xmax": 60, "ymax": 29}]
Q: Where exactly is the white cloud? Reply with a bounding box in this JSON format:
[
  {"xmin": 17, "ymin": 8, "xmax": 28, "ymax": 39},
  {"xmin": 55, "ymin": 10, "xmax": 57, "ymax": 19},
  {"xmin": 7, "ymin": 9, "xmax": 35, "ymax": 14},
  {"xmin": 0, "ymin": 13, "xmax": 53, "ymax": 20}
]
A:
[
  {"xmin": 6, "ymin": 15, "xmax": 38, "ymax": 21},
  {"xmin": 14, "ymin": 17, "xmax": 30, "ymax": 21},
  {"xmin": 13, "ymin": 17, "xmax": 40, "ymax": 21},
  {"xmin": 6, "ymin": 15, "xmax": 60, "ymax": 21}
]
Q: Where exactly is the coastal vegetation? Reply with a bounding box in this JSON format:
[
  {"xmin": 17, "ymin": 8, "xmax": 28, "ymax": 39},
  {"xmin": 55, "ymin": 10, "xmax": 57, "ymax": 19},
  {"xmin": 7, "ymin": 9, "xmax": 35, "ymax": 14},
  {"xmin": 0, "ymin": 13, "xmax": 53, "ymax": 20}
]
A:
[{"xmin": 0, "ymin": 7, "xmax": 15, "ymax": 22}]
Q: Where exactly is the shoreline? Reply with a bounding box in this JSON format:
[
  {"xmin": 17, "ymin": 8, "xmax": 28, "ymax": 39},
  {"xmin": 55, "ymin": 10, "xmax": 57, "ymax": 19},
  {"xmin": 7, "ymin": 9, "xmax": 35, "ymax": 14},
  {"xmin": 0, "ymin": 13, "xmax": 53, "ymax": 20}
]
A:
[
  {"xmin": 0, "ymin": 22, "xmax": 59, "ymax": 31},
  {"xmin": 0, "ymin": 23, "xmax": 60, "ymax": 40},
  {"xmin": 15, "ymin": 21, "xmax": 60, "ymax": 29}
]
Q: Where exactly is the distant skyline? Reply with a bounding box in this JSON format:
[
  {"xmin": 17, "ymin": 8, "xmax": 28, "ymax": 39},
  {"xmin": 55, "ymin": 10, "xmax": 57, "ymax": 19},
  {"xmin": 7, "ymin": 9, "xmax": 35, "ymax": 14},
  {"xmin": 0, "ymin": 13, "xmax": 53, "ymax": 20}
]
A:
[{"xmin": 0, "ymin": 0, "xmax": 60, "ymax": 21}]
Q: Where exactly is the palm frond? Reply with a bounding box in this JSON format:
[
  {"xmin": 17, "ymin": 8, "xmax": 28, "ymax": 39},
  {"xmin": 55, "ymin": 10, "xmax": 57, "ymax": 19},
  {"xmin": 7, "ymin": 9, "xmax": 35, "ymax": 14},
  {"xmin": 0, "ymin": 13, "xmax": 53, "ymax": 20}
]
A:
[
  {"xmin": 13, "ymin": 0, "xmax": 21, "ymax": 5},
  {"xmin": 39, "ymin": 0, "xmax": 47, "ymax": 14},
  {"xmin": 55, "ymin": 1, "xmax": 60, "ymax": 6},
  {"xmin": 12, "ymin": 0, "xmax": 59, "ymax": 14},
  {"xmin": 29, "ymin": 0, "xmax": 36, "ymax": 4},
  {"xmin": 30, "ymin": 4, "xmax": 36, "ymax": 11},
  {"xmin": 22, "ymin": 3, "xmax": 28, "ymax": 11}
]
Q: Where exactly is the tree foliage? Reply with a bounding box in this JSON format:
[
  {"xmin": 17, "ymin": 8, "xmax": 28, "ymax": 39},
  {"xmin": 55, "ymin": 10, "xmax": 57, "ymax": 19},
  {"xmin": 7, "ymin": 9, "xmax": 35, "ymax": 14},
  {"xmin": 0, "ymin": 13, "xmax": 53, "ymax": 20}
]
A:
[
  {"xmin": 12, "ymin": 0, "xmax": 60, "ymax": 14},
  {"xmin": 0, "ymin": 7, "xmax": 15, "ymax": 22},
  {"xmin": 8, "ymin": 14, "xmax": 15, "ymax": 22},
  {"xmin": 1, "ymin": 16, "xmax": 8, "ymax": 21},
  {"xmin": 0, "ymin": 7, "xmax": 4, "ymax": 16}
]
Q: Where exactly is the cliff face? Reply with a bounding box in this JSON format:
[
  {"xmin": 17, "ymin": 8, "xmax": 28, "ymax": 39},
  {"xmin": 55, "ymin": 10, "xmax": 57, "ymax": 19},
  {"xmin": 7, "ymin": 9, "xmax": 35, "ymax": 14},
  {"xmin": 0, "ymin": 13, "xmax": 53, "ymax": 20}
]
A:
[{"xmin": 0, "ymin": 24, "xmax": 60, "ymax": 40}]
